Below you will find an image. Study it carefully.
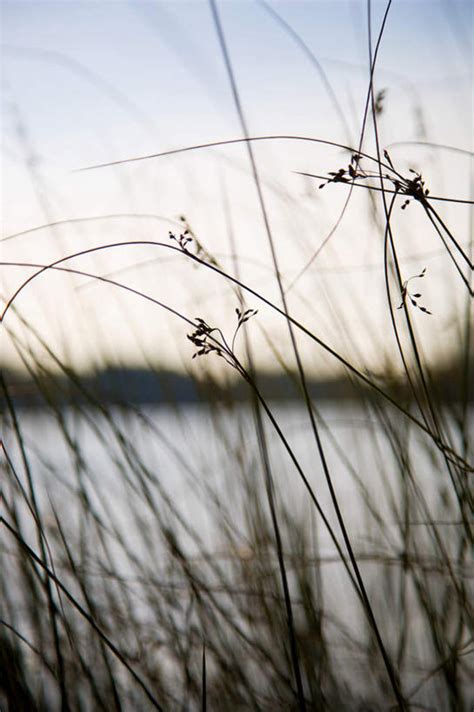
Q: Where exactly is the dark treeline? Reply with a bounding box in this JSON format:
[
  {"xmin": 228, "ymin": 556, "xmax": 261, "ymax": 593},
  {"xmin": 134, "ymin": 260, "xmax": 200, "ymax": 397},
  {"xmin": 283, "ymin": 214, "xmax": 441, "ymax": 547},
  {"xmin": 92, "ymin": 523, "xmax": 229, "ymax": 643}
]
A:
[{"xmin": 3, "ymin": 358, "xmax": 471, "ymax": 407}]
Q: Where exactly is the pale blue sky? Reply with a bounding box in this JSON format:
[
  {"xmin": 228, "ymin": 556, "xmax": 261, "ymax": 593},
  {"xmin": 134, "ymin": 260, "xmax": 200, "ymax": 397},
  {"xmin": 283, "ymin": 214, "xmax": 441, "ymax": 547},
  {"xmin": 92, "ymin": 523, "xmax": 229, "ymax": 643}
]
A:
[
  {"xmin": 1, "ymin": 1, "xmax": 472, "ymax": 374},
  {"xmin": 2, "ymin": 1, "xmax": 470, "ymax": 168}
]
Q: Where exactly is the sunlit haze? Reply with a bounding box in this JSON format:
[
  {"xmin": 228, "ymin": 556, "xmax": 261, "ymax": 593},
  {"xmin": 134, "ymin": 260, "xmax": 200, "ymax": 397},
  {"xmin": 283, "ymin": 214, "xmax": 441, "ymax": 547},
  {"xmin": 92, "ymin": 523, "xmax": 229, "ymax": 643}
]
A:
[{"xmin": 1, "ymin": 0, "xmax": 472, "ymax": 376}]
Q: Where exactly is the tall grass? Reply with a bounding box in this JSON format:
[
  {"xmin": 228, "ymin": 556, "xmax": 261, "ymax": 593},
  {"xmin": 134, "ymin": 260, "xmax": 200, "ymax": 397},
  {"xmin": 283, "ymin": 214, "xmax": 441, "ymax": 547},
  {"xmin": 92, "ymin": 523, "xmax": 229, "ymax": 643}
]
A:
[{"xmin": 1, "ymin": 1, "xmax": 472, "ymax": 710}]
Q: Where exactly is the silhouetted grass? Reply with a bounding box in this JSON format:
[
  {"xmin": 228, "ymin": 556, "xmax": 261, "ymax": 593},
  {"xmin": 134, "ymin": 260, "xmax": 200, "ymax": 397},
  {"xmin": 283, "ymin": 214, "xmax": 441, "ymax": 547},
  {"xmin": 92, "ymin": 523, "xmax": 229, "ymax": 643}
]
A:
[{"xmin": 1, "ymin": 2, "xmax": 472, "ymax": 710}]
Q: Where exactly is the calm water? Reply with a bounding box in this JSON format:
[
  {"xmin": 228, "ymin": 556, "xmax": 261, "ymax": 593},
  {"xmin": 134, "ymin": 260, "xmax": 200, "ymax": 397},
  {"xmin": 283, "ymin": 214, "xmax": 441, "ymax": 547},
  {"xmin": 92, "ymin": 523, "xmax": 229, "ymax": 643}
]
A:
[
  {"xmin": 4, "ymin": 401, "xmax": 472, "ymax": 707},
  {"xmin": 9, "ymin": 401, "xmax": 462, "ymax": 517}
]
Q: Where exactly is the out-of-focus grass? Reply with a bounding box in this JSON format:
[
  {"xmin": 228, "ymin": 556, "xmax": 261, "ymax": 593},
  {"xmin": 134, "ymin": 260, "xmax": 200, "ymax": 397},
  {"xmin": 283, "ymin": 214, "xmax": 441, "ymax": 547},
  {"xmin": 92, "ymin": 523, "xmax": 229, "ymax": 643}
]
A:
[{"xmin": 1, "ymin": 2, "xmax": 472, "ymax": 710}]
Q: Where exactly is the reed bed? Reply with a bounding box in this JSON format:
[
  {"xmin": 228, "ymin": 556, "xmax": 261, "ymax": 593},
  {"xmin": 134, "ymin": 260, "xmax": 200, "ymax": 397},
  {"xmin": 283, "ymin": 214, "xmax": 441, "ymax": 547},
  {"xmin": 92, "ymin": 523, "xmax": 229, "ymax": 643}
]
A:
[{"xmin": 1, "ymin": 1, "xmax": 472, "ymax": 710}]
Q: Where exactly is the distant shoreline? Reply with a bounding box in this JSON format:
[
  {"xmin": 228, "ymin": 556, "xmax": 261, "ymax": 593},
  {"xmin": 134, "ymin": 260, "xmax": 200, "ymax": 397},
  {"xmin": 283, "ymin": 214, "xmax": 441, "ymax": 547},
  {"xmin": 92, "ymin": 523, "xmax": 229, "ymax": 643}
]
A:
[{"xmin": 2, "ymin": 365, "xmax": 471, "ymax": 407}]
